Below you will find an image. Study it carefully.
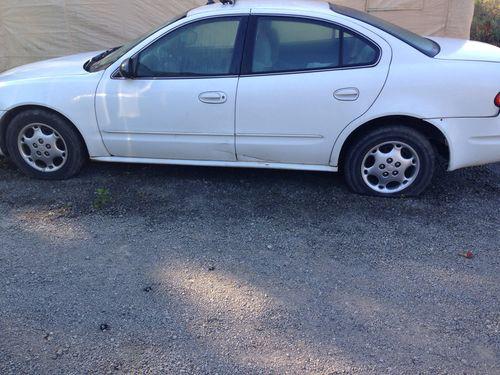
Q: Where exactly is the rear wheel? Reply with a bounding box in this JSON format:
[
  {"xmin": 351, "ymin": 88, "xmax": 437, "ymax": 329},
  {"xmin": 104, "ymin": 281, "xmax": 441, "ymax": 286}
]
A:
[
  {"xmin": 344, "ymin": 126, "xmax": 435, "ymax": 197},
  {"xmin": 6, "ymin": 109, "xmax": 87, "ymax": 179}
]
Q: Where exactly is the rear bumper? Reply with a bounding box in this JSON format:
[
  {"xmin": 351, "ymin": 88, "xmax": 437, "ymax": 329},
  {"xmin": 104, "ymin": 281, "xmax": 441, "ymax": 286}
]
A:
[
  {"xmin": 427, "ymin": 115, "xmax": 500, "ymax": 171},
  {"xmin": 0, "ymin": 111, "xmax": 5, "ymax": 156}
]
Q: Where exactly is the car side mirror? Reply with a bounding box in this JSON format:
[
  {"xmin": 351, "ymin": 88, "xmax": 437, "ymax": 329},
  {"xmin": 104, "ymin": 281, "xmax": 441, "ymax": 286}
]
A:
[{"xmin": 119, "ymin": 58, "xmax": 136, "ymax": 79}]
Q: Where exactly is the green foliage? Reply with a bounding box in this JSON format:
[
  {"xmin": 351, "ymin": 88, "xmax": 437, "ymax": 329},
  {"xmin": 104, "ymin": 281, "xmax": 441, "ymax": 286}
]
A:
[
  {"xmin": 471, "ymin": 0, "xmax": 500, "ymax": 46},
  {"xmin": 93, "ymin": 188, "xmax": 111, "ymax": 209}
]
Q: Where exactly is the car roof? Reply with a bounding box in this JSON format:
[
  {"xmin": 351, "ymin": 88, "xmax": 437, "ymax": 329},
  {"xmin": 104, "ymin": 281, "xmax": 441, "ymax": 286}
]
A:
[{"xmin": 188, "ymin": 0, "xmax": 331, "ymax": 16}]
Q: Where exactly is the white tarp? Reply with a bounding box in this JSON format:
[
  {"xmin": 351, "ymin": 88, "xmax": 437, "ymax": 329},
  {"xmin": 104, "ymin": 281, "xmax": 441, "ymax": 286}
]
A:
[{"xmin": 0, "ymin": 0, "xmax": 475, "ymax": 72}]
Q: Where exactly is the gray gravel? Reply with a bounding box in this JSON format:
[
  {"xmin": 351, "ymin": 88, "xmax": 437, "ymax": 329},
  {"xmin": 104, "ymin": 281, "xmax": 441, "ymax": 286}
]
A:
[{"xmin": 0, "ymin": 158, "xmax": 499, "ymax": 374}]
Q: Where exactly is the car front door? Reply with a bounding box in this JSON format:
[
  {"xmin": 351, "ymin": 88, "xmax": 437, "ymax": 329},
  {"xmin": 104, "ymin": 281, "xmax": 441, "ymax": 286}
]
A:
[
  {"xmin": 235, "ymin": 15, "xmax": 391, "ymax": 166},
  {"xmin": 96, "ymin": 16, "xmax": 247, "ymax": 161}
]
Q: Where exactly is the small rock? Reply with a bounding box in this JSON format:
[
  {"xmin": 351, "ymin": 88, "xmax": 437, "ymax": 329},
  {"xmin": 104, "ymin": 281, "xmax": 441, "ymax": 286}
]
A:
[
  {"xmin": 208, "ymin": 265, "xmax": 216, "ymax": 271},
  {"xmin": 52, "ymin": 348, "xmax": 64, "ymax": 360},
  {"xmin": 143, "ymin": 286, "xmax": 153, "ymax": 292},
  {"xmin": 100, "ymin": 323, "xmax": 110, "ymax": 332}
]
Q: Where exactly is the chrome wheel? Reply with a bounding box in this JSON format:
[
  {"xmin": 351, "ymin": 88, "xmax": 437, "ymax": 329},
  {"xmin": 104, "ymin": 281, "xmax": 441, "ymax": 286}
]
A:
[
  {"xmin": 17, "ymin": 123, "xmax": 68, "ymax": 172},
  {"xmin": 361, "ymin": 141, "xmax": 420, "ymax": 194}
]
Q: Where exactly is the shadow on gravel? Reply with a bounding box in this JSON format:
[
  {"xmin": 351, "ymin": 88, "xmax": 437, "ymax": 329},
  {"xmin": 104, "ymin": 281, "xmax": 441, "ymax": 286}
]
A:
[
  {"xmin": 0, "ymin": 159, "xmax": 499, "ymax": 373},
  {"xmin": 0, "ymin": 159, "xmax": 498, "ymax": 216}
]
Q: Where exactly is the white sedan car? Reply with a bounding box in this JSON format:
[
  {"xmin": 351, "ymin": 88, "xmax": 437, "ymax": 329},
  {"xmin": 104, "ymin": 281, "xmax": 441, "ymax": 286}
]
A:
[{"xmin": 0, "ymin": 0, "xmax": 499, "ymax": 196}]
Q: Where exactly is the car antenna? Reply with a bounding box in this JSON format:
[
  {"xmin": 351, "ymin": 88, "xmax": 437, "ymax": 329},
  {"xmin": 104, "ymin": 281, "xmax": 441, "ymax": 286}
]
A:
[{"xmin": 207, "ymin": 0, "xmax": 236, "ymax": 4}]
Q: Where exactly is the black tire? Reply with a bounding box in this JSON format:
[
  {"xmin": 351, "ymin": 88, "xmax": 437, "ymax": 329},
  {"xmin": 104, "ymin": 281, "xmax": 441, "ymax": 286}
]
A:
[
  {"xmin": 5, "ymin": 109, "xmax": 87, "ymax": 180},
  {"xmin": 344, "ymin": 125, "xmax": 435, "ymax": 197}
]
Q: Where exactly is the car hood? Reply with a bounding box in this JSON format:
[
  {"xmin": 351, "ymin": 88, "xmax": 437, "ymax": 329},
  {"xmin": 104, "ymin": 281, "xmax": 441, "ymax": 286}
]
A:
[
  {"xmin": 0, "ymin": 51, "xmax": 104, "ymax": 82},
  {"xmin": 429, "ymin": 37, "xmax": 500, "ymax": 63}
]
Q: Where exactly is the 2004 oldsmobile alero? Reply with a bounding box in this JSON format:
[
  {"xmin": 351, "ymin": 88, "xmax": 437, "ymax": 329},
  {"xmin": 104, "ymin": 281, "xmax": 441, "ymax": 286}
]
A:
[{"xmin": 0, "ymin": 0, "xmax": 499, "ymax": 197}]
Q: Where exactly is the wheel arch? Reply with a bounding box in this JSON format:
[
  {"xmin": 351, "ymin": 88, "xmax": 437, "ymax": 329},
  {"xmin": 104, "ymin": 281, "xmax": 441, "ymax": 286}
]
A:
[
  {"xmin": 0, "ymin": 104, "xmax": 89, "ymax": 158},
  {"xmin": 334, "ymin": 115, "xmax": 450, "ymax": 171}
]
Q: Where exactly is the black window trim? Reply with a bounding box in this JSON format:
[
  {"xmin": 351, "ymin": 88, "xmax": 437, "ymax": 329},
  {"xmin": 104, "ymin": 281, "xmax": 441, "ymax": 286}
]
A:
[
  {"xmin": 111, "ymin": 13, "xmax": 382, "ymax": 80},
  {"xmin": 330, "ymin": 3, "xmax": 441, "ymax": 58},
  {"xmin": 240, "ymin": 14, "xmax": 382, "ymax": 77},
  {"xmin": 112, "ymin": 15, "xmax": 249, "ymax": 80}
]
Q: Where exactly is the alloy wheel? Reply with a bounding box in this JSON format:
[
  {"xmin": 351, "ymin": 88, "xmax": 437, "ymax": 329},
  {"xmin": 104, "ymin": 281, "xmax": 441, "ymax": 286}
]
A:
[
  {"xmin": 17, "ymin": 123, "xmax": 68, "ymax": 172},
  {"xmin": 361, "ymin": 141, "xmax": 420, "ymax": 194}
]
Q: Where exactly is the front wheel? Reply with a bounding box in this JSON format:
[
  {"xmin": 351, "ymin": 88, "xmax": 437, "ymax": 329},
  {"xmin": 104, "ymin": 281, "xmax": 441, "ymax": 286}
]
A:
[
  {"xmin": 5, "ymin": 109, "xmax": 87, "ymax": 180},
  {"xmin": 344, "ymin": 126, "xmax": 435, "ymax": 197}
]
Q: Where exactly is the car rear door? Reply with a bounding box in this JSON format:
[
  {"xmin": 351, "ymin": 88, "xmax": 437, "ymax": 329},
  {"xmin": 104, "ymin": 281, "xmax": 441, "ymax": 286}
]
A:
[{"xmin": 235, "ymin": 15, "xmax": 391, "ymax": 166}]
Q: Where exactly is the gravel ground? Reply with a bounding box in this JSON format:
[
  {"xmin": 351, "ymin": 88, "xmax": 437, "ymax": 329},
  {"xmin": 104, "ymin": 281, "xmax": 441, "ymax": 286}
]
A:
[{"xmin": 0, "ymin": 158, "xmax": 499, "ymax": 374}]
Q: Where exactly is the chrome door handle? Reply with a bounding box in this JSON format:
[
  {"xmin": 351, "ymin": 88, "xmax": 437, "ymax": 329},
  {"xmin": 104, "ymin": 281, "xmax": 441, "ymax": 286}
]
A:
[
  {"xmin": 334, "ymin": 88, "xmax": 359, "ymax": 101},
  {"xmin": 199, "ymin": 91, "xmax": 227, "ymax": 104}
]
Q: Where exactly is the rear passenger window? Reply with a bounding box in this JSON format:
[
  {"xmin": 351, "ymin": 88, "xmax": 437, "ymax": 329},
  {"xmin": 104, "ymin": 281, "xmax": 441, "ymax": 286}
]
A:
[
  {"xmin": 252, "ymin": 18, "xmax": 341, "ymax": 73},
  {"xmin": 250, "ymin": 17, "xmax": 379, "ymax": 74},
  {"xmin": 343, "ymin": 31, "xmax": 378, "ymax": 66}
]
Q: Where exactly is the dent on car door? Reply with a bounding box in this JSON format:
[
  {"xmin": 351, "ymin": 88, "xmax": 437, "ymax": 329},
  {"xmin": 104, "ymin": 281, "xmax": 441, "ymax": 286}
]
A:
[
  {"xmin": 235, "ymin": 15, "xmax": 391, "ymax": 165},
  {"xmin": 95, "ymin": 16, "xmax": 248, "ymax": 161}
]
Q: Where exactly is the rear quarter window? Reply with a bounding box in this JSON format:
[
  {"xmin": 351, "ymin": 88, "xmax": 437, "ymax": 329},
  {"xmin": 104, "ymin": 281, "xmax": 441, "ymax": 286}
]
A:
[{"xmin": 330, "ymin": 4, "xmax": 440, "ymax": 57}]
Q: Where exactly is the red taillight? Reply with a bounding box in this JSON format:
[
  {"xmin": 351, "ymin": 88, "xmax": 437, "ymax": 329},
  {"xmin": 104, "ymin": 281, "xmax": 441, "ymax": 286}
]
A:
[{"xmin": 495, "ymin": 92, "xmax": 500, "ymax": 108}]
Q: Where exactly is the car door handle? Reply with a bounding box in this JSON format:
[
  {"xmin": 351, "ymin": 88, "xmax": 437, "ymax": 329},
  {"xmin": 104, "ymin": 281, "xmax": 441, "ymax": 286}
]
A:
[
  {"xmin": 199, "ymin": 91, "xmax": 227, "ymax": 104},
  {"xmin": 333, "ymin": 88, "xmax": 359, "ymax": 101}
]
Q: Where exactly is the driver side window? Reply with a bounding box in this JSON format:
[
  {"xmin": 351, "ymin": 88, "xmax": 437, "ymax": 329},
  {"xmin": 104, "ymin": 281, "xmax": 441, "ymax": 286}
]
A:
[{"xmin": 136, "ymin": 17, "xmax": 243, "ymax": 78}]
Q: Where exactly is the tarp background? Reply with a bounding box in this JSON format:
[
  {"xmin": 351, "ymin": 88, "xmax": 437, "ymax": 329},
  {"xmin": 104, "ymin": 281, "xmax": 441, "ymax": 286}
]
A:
[{"xmin": 0, "ymin": 0, "xmax": 475, "ymax": 72}]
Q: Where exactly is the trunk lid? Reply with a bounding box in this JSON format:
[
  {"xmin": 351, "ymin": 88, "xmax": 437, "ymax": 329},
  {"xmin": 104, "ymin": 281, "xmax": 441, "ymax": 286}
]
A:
[{"xmin": 429, "ymin": 37, "xmax": 500, "ymax": 63}]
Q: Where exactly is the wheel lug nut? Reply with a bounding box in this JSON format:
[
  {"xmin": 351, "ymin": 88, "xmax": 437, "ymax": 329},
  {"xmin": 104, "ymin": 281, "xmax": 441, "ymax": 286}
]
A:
[
  {"xmin": 383, "ymin": 172, "xmax": 389, "ymax": 177},
  {"xmin": 379, "ymin": 164, "xmax": 386, "ymax": 169},
  {"xmin": 33, "ymin": 143, "xmax": 38, "ymax": 148},
  {"xmin": 387, "ymin": 158, "xmax": 393, "ymax": 163},
  {"xmin": 395, "ymin": 162, "xmax": 401, "ymax": 167},
  {"xmin": 393, "ymin": 171, "xmax": 399, "ymax": 176},
  {"xmin": 46, "ymin": 144, "xmax": 51, "ymax": 149},
  {"xmin": 37, "ymin": 151, "xmax": 42, "ymax": 156},
  {"xmin": 44, "ymin": 151, "xmax": 50, "ymax": 156},
  {"xmin": 38, "ymin": 139, "xmax": 44, "ymax": 144}
]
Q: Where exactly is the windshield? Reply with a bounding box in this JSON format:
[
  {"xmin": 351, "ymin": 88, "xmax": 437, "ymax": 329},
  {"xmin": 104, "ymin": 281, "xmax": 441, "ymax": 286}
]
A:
[
  {"xmin": 330, "ymin": 4, "xmax": 441, "ymax": 57},
  {"xmin": 86, "ymin": 13, "xmax": 187, "ymax": 72}
]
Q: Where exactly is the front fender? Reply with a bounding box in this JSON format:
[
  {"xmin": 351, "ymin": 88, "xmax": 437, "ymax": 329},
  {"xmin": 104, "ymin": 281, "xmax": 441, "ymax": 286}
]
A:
[{"xmin": 0, "ymin": 74, "xmax": 109, "ymax": 157}]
